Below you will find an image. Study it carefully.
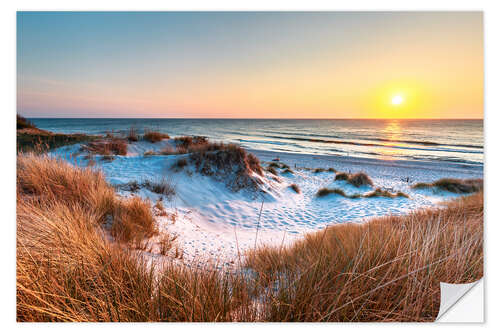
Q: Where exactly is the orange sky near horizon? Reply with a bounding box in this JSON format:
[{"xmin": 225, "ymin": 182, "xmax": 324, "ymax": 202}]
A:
[{"xmin": 17, "ymin": 12, "xmax": 483, "ymax": 119}]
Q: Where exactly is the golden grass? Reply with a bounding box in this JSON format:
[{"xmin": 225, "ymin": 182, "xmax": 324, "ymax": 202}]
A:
[
  {"xmin": 17, "ymin": 153, "xmax": 483, "ymax": 322},
  {"xmin": 335, "ymin": 172, "xmax": 373, "ymax": 187},
  {"xmin": 81, "ymin": 139, "xmax": 128, "ymax": 156},
  {"xmin": 245, "ymin": 192, "xmax": 483, "ymax": 321},
  {"xmin": 17, "ymin": 153, "xmax": 249, "ymax": 322},
  {"xmin": 143, "ymin": 129, "xmax": 170, "ymax": 143},
  {"xmin": 412, "ymin": 178, "xmax": 483, "ymax": 194},
  {"xmin": 289, "ymin": 184, "xmax": 301, "ymax": 194},
  {"xmin": 127, "ymin": 126, "xmax": 138, "ymax": 142}
]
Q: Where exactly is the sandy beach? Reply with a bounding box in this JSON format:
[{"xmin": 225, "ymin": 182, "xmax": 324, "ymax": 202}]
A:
[{"xmin": 48, "ymin": 138, "xmax": 483, "ymax": 267}]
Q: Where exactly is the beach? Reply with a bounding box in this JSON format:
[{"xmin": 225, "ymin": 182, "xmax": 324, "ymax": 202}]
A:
[{"xmin": 48, "ymin": 136, "xmax": 483, "ymax": 267}]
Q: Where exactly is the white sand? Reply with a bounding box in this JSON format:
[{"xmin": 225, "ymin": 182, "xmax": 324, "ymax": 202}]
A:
[{"xmin": 51, "ymin": 140, "xmax": 483, "ymax": 267}]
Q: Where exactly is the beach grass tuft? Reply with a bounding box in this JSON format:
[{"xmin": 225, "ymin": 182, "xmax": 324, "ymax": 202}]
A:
[
  {"xmin": 127, "ymin": 126, "xmax": 139, "ymax": 142},
  {"xmin": 289, "ymin": 184, "xmax": 301, "ymax": 193},
  {"xmin": 412, "ymin": 178, "xmax": 483, "ymax": 194},
  {"xmin": 144, "ymin": 129, "xmax": 170, "ymax": 143},
  {"xmin": 335, "ymin": 171, "xmax": 373, "ymax": 187},
  {"xmin": 82, "ymin": 139, "xmax": 128, "ymax": 156}
]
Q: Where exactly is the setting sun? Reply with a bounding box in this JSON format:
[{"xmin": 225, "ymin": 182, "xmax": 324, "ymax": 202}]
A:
[{"xmin": 391, "ymin": 95, "xmax": 404, "ymax": 106}]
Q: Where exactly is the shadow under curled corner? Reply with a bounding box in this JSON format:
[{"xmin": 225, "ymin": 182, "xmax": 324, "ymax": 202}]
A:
[{"xmin": 435, "ymin": 278, "xmax": 484, "ymax": 322}]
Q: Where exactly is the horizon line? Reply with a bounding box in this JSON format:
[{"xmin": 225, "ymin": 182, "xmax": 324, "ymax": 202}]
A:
[{"xmin": 25, "ymin": 117, "xmax": 484, "ymax": 121}]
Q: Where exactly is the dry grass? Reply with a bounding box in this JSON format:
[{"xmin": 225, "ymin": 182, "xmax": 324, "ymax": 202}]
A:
[
  {"xmin": 266, "ymin": 166, "xmax": 278, "ymax": 175},
  {"xmin": 81, "ymin": 139, "xmax": 127, "ymax": 156},
  {"xmin": 127, "ymin": 126, "xmax": 139, "ymax": 142},
  {"xmin": 335, "ymin": 172, "xmax": 373, "ymax": 187},
  {"xmin": 116, "ymin": 178, "xmax": 176, "ymax": 198},
  {"xmin": 17, "ymin": 114, "xmax": 36, "ymax": 129},
  {"xmin": 289, "ymin": 184, "xmax": 301, "ymax": 194},
  {"xmin": 143, "ymin": 129, "xmax": 170, "ymax": 143},
  {"xmin": 316, "ymin": 187, "xmax": 362, "ymax": 199},
  {"xmin": 316, "ymin": 187, "xmax": 407, "ymax": 199},
  {"xmin": 412, "ymin": 178, "xmax": 483, "ymax": 194},
  {"xmin": 245, "ymin": 192, "xmax": 483, "ymax": 321},
  {"xmin": 176, "ymin": 140, "xmax": 264, "ymax": 191},
  {"xmin": 17, "ymin": 153, "xmax": 483, "ymax": 322},
  {"xmin": 17, "ymin": 153, "xmax": 253, "ymax": 322},
  {"xmin": 172, "ymin": 158, "xmax": 188, "ymax": 171},
  {"xmin": 364, "ymin": 188, "xmax": 409, "ymax": 198},
  {"xmin": 111, "ymin": 196, "xmax": 157, "ymax": 244}
]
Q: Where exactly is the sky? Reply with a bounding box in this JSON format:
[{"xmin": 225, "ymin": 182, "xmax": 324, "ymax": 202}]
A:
[{"xmin": 17, "ymin": 12, "xmax": 483, "ymax": 119}]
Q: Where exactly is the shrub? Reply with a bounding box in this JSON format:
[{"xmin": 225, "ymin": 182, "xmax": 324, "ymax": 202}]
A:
[
  {"xmin": 316, "ymin": 187, "xmax": 348, "ymax": 198},
  {"xmin": 348, "ymin": 172, "xmax": 373, "ymax": 187},
  {"xmin": 82, "ymin": 139, "xmax": 127, "ymax": 156},
  {"xmin": 17, "ymin": 114, "xmax": 36, "ymax": 130},
  {"xmin": 334, "ymin": 172, "xmax": 349, "ymax": 181},
  {"xmin": 144, "ymin": 129, "xmax": 170, "ymax": 143},
  {"xmin": 412, "ymin": 178, "xmax": 483, "ymax": 194},
  {"xmin": 142, "ymin": 178, "xmax": 176, "ymax": 198},
  {"xmin": 112, "ymin": 196, "xmax": 157, "ymax": 244},
  {"xmin": 174, "ymin": 136, "xmax": 209, "ymax": 149},
  {"xmin": 266, "ymin": 166, "xmax": 278, "ymax": 175},
  {"xmin": 335, "ymin": 171, "xmax": 373, "ymax": 187},
  {"xmin": 172, "ymin": 158, "xmax": 188, "ymax": 171},
  {"xmin": 127, "ymin": 127, "xmax": 139, "ymax": 142},
  {"xmin": 290, "ymin": 184, "xmax": 301, "ymax": 193},
  {"xmin": 101, "ymin": 155, "xmax": 115, "ymax": 162},
  {"xmin": 327, "ymin": 167, "xmax": 336, "ymax": 172},
  {"xmin": 188, "ymin": 143, "xmax": 264, "ymax": 191},
  {"xmin": 364, "ymin": 188, "xmax": 408, "ymax": 198}
]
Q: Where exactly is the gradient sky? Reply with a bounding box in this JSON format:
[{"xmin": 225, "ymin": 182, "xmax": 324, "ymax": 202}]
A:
[{"xmin": 17, "ymin": 12, "xmax": 483, "ymax": 119}]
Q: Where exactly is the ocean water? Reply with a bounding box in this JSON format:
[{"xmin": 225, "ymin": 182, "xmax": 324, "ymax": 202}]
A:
[{"xmin": 31, "ymin": 118, "xmax": 483, "ymax": 166}]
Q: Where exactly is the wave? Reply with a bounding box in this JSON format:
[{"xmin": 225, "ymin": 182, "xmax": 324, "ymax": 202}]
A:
[{"xmin": 256, "ymin": 134, "xmax": 482, "ymax": 154}]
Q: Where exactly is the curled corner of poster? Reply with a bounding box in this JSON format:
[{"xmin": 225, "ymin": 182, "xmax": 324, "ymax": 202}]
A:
[{"xmin": 435, "ymin": 278, "xmax": 484, "ymax": 323}]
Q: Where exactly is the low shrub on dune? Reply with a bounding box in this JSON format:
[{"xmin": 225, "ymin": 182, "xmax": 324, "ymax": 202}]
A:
[
  {"xmin": 266, "ymin": 166, "xmax": 278, "ymax": 175},
  {"xmin": 289, "ymin": 184, "xmax": 301, "ymax": 193},
  {"xmin": 174, "ymin": 136, "xmax": 209, "ymax": 149},
  {"xmin": 144, "ymin": 129, "xmax": 170, "ymax": 143},
  {"xmin": 82, "ymin": 139, "xmax": 127, "ymax": 156},
  {"xmin": 364, "ymin": 188, "xmax": 409, "ymax": 198},
  {"xmin": 111, "ymin": 196, "xmax": 157, "ymax": 244},
  {"xmin": 188, "ymin": 143, "xmax": 264, "ymax": 191},
  {"xmin": 17, "ymin": 114, "xmax": 36, "ymax": 130},
  {"xmin": 334, "ymin": 172, "xmax": 349, "ymax": 181},
  {"xmin": 348, "ymin": 172, "xmax": 373, "ymax": 187},
  {"xmin": 412, "ymin": 178, "xmax": 483, "ymax": 194},
  {"xmin": 335, "ymin": 171, "xmax": 373, "ymax": 187},
  {"xmin": 127, "ymin": 126, "xmax": 139, "ymax": 142}
]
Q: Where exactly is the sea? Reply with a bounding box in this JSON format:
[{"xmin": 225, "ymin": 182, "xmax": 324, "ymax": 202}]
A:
[{"xmin": 30, "ymin": 118, "xmax": 483, "ymax": 167}]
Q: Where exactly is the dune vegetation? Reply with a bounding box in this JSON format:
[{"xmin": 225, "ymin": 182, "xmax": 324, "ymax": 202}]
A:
[
  {"xmin": 17, "ymin": 152, "xmax": 483, "ymax": 322},
  {"xmin": 412, "ymin": 178, "xmax": 483, "ymax": 194},
  {"xmin": 245, "ymin": 191, "xmax": 483, "ymax": 321},
  {"xmin": 17, "ymin": 124, "xmax": 97, "ymax": 153},
  {"xmin": 334, "ymin": 172, "xmax": 374, "ymax": 187}
]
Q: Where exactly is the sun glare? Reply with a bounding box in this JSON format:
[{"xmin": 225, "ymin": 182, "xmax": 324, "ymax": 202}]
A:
[{"xmin": 391, "ymin": 95, "xmax": 404, "ymax": 106}]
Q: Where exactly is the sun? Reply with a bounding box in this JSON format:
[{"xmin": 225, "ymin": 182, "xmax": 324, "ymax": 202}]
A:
[{"xmin": 391, "ymin": 95, "xmax": 404, "ymax": 106}]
